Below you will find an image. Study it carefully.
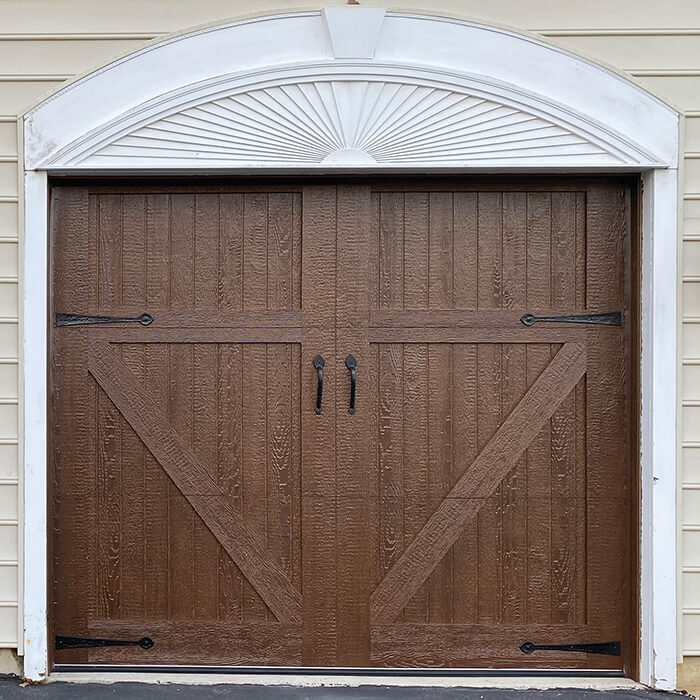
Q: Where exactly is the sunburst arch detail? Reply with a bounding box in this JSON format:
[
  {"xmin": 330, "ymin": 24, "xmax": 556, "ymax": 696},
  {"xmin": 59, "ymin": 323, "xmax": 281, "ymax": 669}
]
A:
[{"xmin": 58, "ymin": 68, "xmax": 655, "ymax": 168}]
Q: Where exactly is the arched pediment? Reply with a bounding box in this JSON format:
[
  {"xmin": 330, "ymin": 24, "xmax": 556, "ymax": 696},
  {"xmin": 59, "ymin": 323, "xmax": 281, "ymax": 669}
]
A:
[{"xmin": 24, "ymin": 8, "xmax": 678, "ymax": 170}]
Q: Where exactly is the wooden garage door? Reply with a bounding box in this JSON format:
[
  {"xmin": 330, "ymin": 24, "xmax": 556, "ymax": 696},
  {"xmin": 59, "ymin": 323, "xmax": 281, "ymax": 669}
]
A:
[{"xmin": 50, "ymin": 179, "xmax": 635, "ymax": 673}]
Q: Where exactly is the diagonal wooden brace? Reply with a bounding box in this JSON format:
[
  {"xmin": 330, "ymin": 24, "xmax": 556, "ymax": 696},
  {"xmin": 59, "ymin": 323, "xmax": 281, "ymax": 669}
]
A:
[
  {"xmin": 369, "ymin": 342, "xmax": 587, "ymax": 624},
  {"xmin": 88, "ymin": 339, "xmax": 303, "ymax": 624}
]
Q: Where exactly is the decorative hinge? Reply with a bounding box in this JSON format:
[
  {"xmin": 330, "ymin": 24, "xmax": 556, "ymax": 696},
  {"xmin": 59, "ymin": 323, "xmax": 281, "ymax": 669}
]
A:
[
  {"xmin": 520, "ymin": 312, "xmax": 621, "ymax": 327},
  {"xmin": 56, "ymin": 312, "xmax": 154, "ymax": 327},
  {"xmin": 55, "ymin": 635, "xmax": 154, "ymax": 650},
  {"xmin": 520, "ymin": 640, "xmax": 621, "ymax": 656}
]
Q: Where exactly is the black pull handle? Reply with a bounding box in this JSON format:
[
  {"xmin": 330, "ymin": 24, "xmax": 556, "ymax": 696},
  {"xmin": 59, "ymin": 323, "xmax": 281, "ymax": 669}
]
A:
[
  {"xmin": 313, "ymin": 355, "xmax": 325, "ymax": 415},
  {"xmin": 345, "ymin": 354, "xmax": 357, "ymax": 415}
]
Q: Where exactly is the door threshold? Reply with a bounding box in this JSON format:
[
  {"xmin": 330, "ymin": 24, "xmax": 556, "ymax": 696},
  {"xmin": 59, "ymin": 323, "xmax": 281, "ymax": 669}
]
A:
[{"xmin": 50, "ymin": 668, "xmax": 641, "ymax": 690}]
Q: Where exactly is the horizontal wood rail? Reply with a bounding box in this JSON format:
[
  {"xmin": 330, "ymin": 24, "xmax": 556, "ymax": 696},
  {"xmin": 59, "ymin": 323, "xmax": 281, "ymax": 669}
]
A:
[
  {"xmin": 371, "ymin": 623, "xmax": 620, "ymax": 667},
  {"xmin": 87, "ymin": 620, "xmax": 301, "ymax": 665},
  {"xmin": 369, "ymin": 327, "xmax": 587, "ymax": 344},
  {"xmin": 89, "ymin": 328, "xmax": 302, "ymax": 344}
]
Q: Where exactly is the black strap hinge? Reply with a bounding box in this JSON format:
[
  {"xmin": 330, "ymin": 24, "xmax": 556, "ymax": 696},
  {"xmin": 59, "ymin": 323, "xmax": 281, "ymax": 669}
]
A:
[
  {"xmin": 520, "ymin": 311, "xmax": 621, "ymax": 327},
  {"xmin": 55, "ymin": 635, "xmax": 154, "ymax": 650},
  {"xmin": 520, "ymin": 640, "xmax": 620, "ymax": 656},
  {"xmin": 56, "ymin": 312, "xmax": 153, "ymax": 327}
]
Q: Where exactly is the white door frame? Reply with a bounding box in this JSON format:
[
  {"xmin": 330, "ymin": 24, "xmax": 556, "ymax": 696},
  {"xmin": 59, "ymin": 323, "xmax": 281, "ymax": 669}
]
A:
[{"xmin": 19, "ymin": 8, "xmax": 680, "ymax": 688}]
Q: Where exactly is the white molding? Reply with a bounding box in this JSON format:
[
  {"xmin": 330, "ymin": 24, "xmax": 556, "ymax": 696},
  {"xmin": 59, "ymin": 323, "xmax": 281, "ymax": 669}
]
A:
[
  {"xmin": 322, "ymin": 8, "xmax": 386, "ymax": 59},
  {"xmin": 23, "ymin": 9, "xmax": 678, "ymax": 171},
  {"xmin": 18, "ymin": 7, "xmax": 680, "ymax": 689},
  {"xmin": 43, "ymin": 66, "xmax": 661, "ymax": 170},
  {"xmin": 22, "ymin": 170, "xmax": 47, "ymax": 682},
  {"xmin": 640, "ymin": 169, "xmax": 679, "ymax": 690}
]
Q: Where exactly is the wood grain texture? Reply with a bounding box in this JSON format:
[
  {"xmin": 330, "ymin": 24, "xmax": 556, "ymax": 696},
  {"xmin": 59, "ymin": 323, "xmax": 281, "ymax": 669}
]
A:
[
  {"xmin": 51, "ymin": 186, "xmax": 95, "ymax": 665},
  {"xmin": 87, "ymin": 340, "xmax": 302, "ymax": 624},
  {"xmin": 51, "ymin": 178, "xmax": 634, "ymax": 670},
  {"xmin": 86, "ymin": 620, "xmax": 302, "ymax": 665},
  {"xmin": 336, "ymin": 186, "xmax": 375, "ymax": 665},
  {"xmin": 370, "ymin": 327, "xmax": 587, "ymax": 343},
  {"xmin": 300, "ymin": 186, "xmax": 338, "ymax": 665},
  {"xmin": 371, "ymin": 623, "xmax": 620, "ymax": 668},
  {"xmin": 369, "ymin": 342, "xmax": 587, "ymax": 624}
]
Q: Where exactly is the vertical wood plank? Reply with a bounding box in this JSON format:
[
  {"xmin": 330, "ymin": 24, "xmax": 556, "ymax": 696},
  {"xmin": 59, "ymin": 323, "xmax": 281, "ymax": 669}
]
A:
[
  {"xmin": 428, "ymin": 191, "xmax": 454, "ymax": 622},
  {"xmin": 266, "ymin": 194, "xmax": 294, "ymax": 581},
  {"xmin": 144, "ymin": 194, "xmax": 170, "ymax": 619},
  {"xmin": 119, "ymin": 194, "xmax": 147, "ymax": 620},
  {"xmin": 452, "ymin": 192, "xmax": 479, "ymax": 624},
  {"xmin": 217, "ymin": 343, "xmax": 244, "ymax": 622},
  {"xmin": 379, "ymin": 193, "xmax": 404, "ymax": 311},
  {"xmin": 193, "ymin": 193, "xmax": 220, "ymax": 620},
  {"xmin": 51, "ymin": 187, "xmax": 95, "ymax": 662},
  {"xmin": 242, "ymin": 193, "xmax": 270, "ymax": 621},
  {"xmin": 550, "ymin": 192, "xmax": 579, "ymax": 623},
  {"xmin": 402, "ymin": 192, "xmax": 430, "ymax": 622},
  {"xmin": 336, "ymin": 186, "xmax": 375, "ymax": 665},
  {"xmin": 301, "ymin": 185, "xmax": 337, "ymax": 664},
  {"xmin": 377, "ymin": 192, "xmax": 405, "ymax": 621},
  {"xmin": 96, "ymin": 193, "xmax": 122, "ymax": 619},
  {"xmin": 476, "ymin": 191, "xmax": 502, "ymax": 624},
  {"xmin": 217, "ymin": 193, "xmax": 244, "ymax": 620},
  {"xmin": 168, "ymin": 193, "xmax": 195, "ymax": 619},
  {"xmin": 500, "ymin": 191, "xmax": 528, "ymax": 624},
  {"xmin": 574, "ymin": 192, "xmax": 588, "ymax": 624},
  {"xmin": 379, "ymin": 344, "xmax": 403, "ymax": 599},
  {"xmin": 585, "ymin": 183, "xmax": 627, "ymax": 633},
  {"xmin": 525, "ymin": 191, "xmax": 552, "ymax": 624}
]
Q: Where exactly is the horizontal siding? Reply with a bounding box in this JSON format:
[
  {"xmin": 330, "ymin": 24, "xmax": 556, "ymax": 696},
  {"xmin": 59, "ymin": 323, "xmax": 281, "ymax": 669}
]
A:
[
  {"xmin": 0, "ymin": 0, "xmax": 697, "ymax": 658},
  {"xmin": 686, "ymin": 199, "xmax": 700, "ymax": 233},
  {"xmin": 0, "ymin": 365, "xmax": 17, "ymax": 400},
  {"xmin": 551, "ymin": 34, "xmax": 700, "ymax": 70},
  {"xmin": 683, "ymin": 448, "xmax": 700, "ymax": 483},
  {"xmin": 0, "ymin": 125, "xmax": 16, "ymax": 157},
  {"xmin": 2, "ymin": 0, "xmax": 700, "ymax": 32},
  {"xmin": 687, "ymin": 119, "xmax": 700, "ymax": 152},
  {"xmin": 0, "ymin": 39, "xmax": 147, "ymax": 76},
  {"xmin": 0, "ymin": 283, "xmax": 17, "ymax": 319},
  {"xmin": 0, "ymin": 203, "xmax": 17, "ymax": 236},
  {"xmin": 0, "ymin": 80, "xmax": 64, "ymax": 115},
  {"xmin": 0, "ymin": 324, "xmax": 17, "ymax": 358},
  {"xmin": 0, "ymin": 444, "xmax": 17, "ymax": 481},
  {"xmin": 0, "ymin": 165, "xmax": 18, "ymax": 200},
  {"xmin": 686, "ymin": 160, "xmax": 700, "ymax": 191},
  {"xmin": 634, "ymin": 75, "xmax": 700, "ymax": 110},
  {"xmin": 0, "ymin": 243, "xmax": 17, "ymax": 280}
]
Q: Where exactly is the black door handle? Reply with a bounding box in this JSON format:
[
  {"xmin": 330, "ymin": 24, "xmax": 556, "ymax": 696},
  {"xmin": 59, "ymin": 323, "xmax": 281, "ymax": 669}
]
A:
[
  {"xmin": 313, "ymin": 355, "xmax": 325, "ymax": 415},
  {"xmin": 345, "ymin": 355, "xmax": 357, "ymax": 415}
]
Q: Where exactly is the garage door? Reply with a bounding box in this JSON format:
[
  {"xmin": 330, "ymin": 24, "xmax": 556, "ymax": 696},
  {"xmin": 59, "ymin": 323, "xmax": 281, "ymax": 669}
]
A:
[{"xmin": 50, "ymin": 179, "xmax": 635, "ymax": 673}]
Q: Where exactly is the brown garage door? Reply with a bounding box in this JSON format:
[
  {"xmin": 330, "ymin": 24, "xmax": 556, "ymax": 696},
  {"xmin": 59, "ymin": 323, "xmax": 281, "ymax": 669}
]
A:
[{"xmin": 50, "ymin": 179, "xmax": 636, "ymax": 673}]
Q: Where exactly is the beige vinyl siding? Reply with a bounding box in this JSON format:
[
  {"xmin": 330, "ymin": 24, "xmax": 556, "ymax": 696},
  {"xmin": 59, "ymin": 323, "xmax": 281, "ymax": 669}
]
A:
[{"xmin": 0, "ymin": 0, "xmax": 698, "ymax": 660}]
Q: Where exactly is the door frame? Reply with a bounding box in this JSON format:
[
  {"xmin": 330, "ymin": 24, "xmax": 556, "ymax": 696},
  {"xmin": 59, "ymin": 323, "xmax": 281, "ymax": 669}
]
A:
[{"xmin": 18, "ymin": 8, "xmax": 680, "ymax": 688}]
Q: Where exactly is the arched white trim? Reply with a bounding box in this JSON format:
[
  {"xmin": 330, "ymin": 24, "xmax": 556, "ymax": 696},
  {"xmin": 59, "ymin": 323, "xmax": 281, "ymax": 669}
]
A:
[
  {"xmin": 20, "ymin": 7, "xmax": 679, "ymax": 693},
  {"xmin": 24, "ymin": 8, "xmax": 677, "ymax": 171}
]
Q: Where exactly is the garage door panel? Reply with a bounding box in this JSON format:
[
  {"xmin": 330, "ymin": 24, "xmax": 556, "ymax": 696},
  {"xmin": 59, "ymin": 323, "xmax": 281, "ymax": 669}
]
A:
[
  {"xmin": 372, "ymin": 190, "xmax": 586, "ymax": 314},
  {"xmin": 364, "ymin": 181, "xmax": 630, "ymax": 669},
  {"xmin": 51, "ymin": 179, "xmax": 633, "ymax": 670},
  {"xmin": 87, "ymin": 191, "xmax": 303, "ymax": 317}
]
